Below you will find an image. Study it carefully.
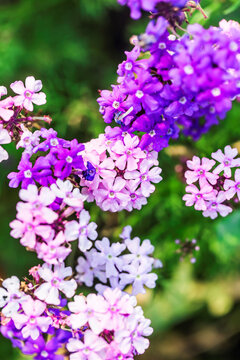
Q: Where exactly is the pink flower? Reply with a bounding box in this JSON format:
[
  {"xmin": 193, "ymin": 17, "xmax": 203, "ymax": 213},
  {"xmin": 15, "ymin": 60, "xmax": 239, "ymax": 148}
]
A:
[
  {"xmin": 224, "ymin": 168, "xmax": 240, "ymax": 200},
  {"xmin": 68, "ymin": 294, "xmax": 107, "ymax": 334},
  {"xmin": 35, "ymin": 231, "xmax": 71, "ymax": 265},
  {"xmin": 203, "ymin": 191, "xmax": 232, "ymax": 219},
  {"xmin": 0, "ymin": 89, "xmax": 14, "ymax": 121},
  {"xmin": 115, "ymin": 315, "xmax": 152, "ymax": 355},
  {"xmin": 123, "ymin": 180, "xmax": 147, "ymax": 211},
  {"xmin": 125, "ymin": 158, "xmax": 162, "ymax": 197},
  {"xmin": 185, "ymin": 156, "xmax": 218, "ymax": 186},
  {"xmin": 95, "ymin": 177, "xmax": 130, "ymax": 212},
  {"xmin": 10, "ymin": 76, "xmax": 46, "ymax": 111},
  {"xmin": 0, "ymin": 125, "xmax": 11, "ymax": 162},
  {"xmin": 212, "ymin": 145, "xmax": 240, "ymax": 178},
  {"xmin": 51, "ymin": 179, "xmax": 85, "ymax": 211},
  {"xmin": 12, "ymin": 296, "xmax": 52, "ymax": 340},
  {"xmin": 34, "ymin": 263, "xmax": 77, "ymax": 305},
  {"xmin": 10, "ymin": 211, "xmax": 52, "ymax": 249},
  {"xmin": 65, "ymin": 209, "xmax": 98, "ymax": 252},
  {"xmin": 17, "ymin": 184, "xmax": 57, "ymax": 224},
  {"xmin": 183, "ymin": 184, "xmax": 216, "ymax": 211},
  {"xmin": 67, "ymin": 330, "xmax": 107, "ymax": 360}
]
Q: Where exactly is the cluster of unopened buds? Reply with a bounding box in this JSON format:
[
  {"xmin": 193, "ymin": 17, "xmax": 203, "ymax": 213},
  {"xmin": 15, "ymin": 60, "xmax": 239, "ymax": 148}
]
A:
[
  {"xmin": 183, "ymin": 145, "xmax": 240, "ymax": 219},
  {"xmin": 0, "ymin": 0, "xmax": 240, "ymax": 359},
  {"xmin": 175, "ymin": 238, "xmax": 200, "ymax": 263}
]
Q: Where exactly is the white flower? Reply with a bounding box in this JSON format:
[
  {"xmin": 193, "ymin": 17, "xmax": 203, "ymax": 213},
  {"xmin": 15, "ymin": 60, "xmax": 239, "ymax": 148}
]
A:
[
  {"xmin": 51, "ymin": 179, "xmax": 86, "ymax": 211},
  {"xmin": 34, "ymin": 263, "xmax": 77, "ymax": 305},
  {"xmin": 65, "ymin": 209, "xmax": 98, "ymax": 252},
  {"xmin": 0, "ymin": 276, "xmax": 25, "ymax": 317}
]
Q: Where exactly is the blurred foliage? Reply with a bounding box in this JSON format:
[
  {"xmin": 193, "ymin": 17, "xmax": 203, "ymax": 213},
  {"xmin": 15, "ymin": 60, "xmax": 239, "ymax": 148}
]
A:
[{"xmin": 0, "ymin": 0, "xmax": 240, "ymax": 359}]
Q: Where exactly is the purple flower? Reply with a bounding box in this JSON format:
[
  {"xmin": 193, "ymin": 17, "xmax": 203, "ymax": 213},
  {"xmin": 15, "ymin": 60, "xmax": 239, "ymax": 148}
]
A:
[
  {"xmin": 97, "ymin": 85, "xmax": 128, "ymax": 124},
  {"xmin": 22, "ymin": 336, "xmax": 64, "ymax": 360},
  {"xmin": 54, "ymin": 139, "xmax": 85, "ymax": 179},
  {"xmin": 8, "ymin": 153, "xmax": 52, "ymax": 188}
]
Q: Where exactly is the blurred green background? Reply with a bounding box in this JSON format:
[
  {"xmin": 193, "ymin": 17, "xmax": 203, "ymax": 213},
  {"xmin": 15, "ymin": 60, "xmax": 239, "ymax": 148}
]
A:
[{"xmin": 0, "ymin": 0, "xmax": 240, "ymax": 359}]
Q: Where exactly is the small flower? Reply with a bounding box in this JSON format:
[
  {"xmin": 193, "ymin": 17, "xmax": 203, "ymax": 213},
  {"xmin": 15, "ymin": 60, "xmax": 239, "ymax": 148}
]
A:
[
  {"xmin": 185, "ymin": 156, "xmax": 218, "ymax": 186},
  {"xmin": 203, "ymin": 191, "xmax": 232, "ymax": 219},
  {"xmin": 51, "ymin": 179, "xmax": 85, "ymax": 211},
  {"xmin": 183, "ymin": 184, "xmax": 216, "ymax": 211},
  {"xmin": 0, "ymin": 276, "xmax": 25, "ymax": 317},
  {"xmin": 12, "ymin": 296, "xmax": 52, "ymax": 340},
  {"xmin": 65, "ymin": 209, "xmax": 98, "ymax": 252},
  {"xmin": 17, "ymin": 184, "xmax": 57, "ymax": 224},
  {"xmin": 10, "ymin": 76, "xmax": 46, "ymax": 111},
  {"xmin": 120, "ymin": 259, "xmax": 158, "ymax": 295},
  {"xmin": 34, "ymin": 263, "xmax": 77, "ymax": 305},
  {"xmin": 212, "ymin": 145, "xmax": 240, "ymax": 178},
  {"xmin": 95, "ymin": 237, "xmax": 126, "ymax": 278},
  {"xmin": 67, "ymin": 330, "xmax": 107, "ymax": 360},
  {"xmin": 68, "ymin": 293, "xmax": 107, "ymax": 334}
]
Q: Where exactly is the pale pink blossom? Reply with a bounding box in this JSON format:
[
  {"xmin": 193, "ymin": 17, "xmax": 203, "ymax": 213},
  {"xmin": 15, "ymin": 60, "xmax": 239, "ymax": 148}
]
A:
[
  {"xmin": 185, "ymin": 156, "xmax": 218, "ymax": 186},
  {"xmin": 183, "ymin": 184, "xmax": 216, "ymax": 211},
  {"xmin": 203, "ymin": 191, "xmax": 232, "ymax": 219},
  {"xmin": 34, "ymin": 263, "xmax": 77, "ymax": 305},
  {"xmin": 12, "ymin": 296, "xmax": 52, "ymax": 340},
  {"xmin": 67, "ymin": 330, "xmax": 107, "ymax": 360},
  {"xmin": 68, "ymin": 294, "xmax": 107, "ymax": 334},
  {"xmin": 212, "ymin": 145, "xmax": 240, "ymax": 178},
  {"xmin": 17, "ymin": 184, "xmax": 57, "ymax": 224},
  {"xmin": 111, "ymin": 133, "xmax": 146, "ymax": 171},
  {"xmin": 10, "ymin": 76, "xmax": 46, "ymax": 111},
  {"xmin": 35, "ymin": 231, "xmax": 71, "ymax": 265},
  {"xmin": 65, "ymin": 209, "xmax": 98, "ymax": 252}
]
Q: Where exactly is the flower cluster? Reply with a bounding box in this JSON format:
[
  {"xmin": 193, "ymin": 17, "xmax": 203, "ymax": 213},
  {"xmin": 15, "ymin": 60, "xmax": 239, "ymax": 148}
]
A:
[
  {"xmin": 1, "ymin": 0, "xmax": 238, "ymax": 357},
  {"xmin": 0, "ymin": 270, "xmax": 153, "ymax": 360},
  {"xmin": 183, "ymin": 145, "xmax": 240, "ymax": 219},
  {"xmin": 75, "ymin": 225, "xmax": 162, "ymax": 296},
  {"xmin": 117, "ymin": 0, "xmax": 195, "ymax": 20},
  {"xmin": 98, "ymin": 17, "xmax": 240, "ymax": 150},
  {"xmin": 80, "ymin": 130, "xmax": 163, "ymax": 212},
  {"xmin": 10, "ymin": 183, "xmax": 91, "ymax": 264},
  {"xmin": 8, "ymin": 128, "xmax": 88, "ymax": 189},
  {"xmin": 0, "ymin": 76, "xmax": 48, "ymax": 163}
]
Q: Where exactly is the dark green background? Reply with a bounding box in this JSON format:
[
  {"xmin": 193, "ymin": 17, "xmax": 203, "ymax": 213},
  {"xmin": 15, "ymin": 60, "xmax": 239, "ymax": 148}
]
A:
[{"xmin": 0, "ymin": 0, "xmax": 240, "ymax": 359}]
